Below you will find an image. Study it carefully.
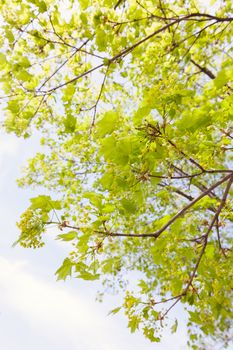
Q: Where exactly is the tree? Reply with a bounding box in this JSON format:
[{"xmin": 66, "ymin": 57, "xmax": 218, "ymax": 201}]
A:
[{"xmin": 0, "ymin": 0, "xmax": 233, "ymax": 347}]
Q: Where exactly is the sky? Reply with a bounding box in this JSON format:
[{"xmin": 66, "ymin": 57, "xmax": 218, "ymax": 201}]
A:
[
  {"xmin": 0, "ymin": 0, "xmax": 200, "ymax": 346},
  {"xmin": 0, "ymin": 132, "xmax": 189, "ymax": 349}
]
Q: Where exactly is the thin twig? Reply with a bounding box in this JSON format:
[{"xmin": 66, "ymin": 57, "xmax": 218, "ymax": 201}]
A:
[
  {"xmin": 39, "ymin": 38, "xmax": 89, "ymax": 90},
  {"xmin": 220, "ymin": 128, "xmax": 233, "ymax": 140},
  {"xmin": 215, "ymin": 217, "xmax": 222, "ymax": 250},
  {"xmin": 90, "ymin": 64, "xmax": 110, "ymax": 129}
]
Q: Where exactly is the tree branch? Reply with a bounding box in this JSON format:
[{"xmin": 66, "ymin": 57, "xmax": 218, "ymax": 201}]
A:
[
  {"xmin": 39, "ymin": 13, "xmax": 233, "ymax": 95},
  {"xmin": 161, "ymin": 174, "xmax": 233, "ymax": 319},
  {"xmin": 47, "ymin": 173, "xmax": 232, "ymax": 240},
  {"xmin": 152, "ymin": 173, "xmax": 232, "ymax": 239},
  {"xmin": 184, "ymin": 174, "xmax": 233, "ymax": 291},
  {"xmin": 190, "ymin": 59, "xmax": 216, "ymax": 79},
  {"xmin": 114, "ymin": 0, "xmax": 125, "ymax": 10}
]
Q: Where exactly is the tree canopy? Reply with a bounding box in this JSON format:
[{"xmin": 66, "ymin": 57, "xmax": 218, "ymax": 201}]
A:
[{"xmin": 1, "ymin": 0, "xmax": 233, "ymax": 348}]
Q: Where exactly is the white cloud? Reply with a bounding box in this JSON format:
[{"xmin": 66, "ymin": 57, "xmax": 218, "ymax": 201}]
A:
[
  {"xmin": 0, "ymin": 134, "xmax": 19, "ymax": 156},
  {"xmin": 0, "ymin": 257, "xmax": 121, "ymax": 350},
  {"xmin": 0, "ymin": 256, "xmax": 187, "ymax": 350},
  {"xmin": 0, "ymin": 133, "xmax": 20, "ymax": 189}
]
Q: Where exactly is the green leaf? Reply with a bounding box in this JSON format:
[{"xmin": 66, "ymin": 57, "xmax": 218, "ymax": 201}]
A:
[
  {"xmin": 143, "ymin": 327, "xmax": 161, "ymax": 342},
  {"xmin": 62, "ymin": 84, "xmax": 76, "ymax": 102},
  {"xmin": 84, "ymin": 192, "xmax": 103, "ymax": 209},
  {"xmin": 128, "ymin": 316, "xmax": 140, "ymax": 333},
  {"xmin": 30, "ymin": 195, "xmax": 61, "ymax": 211},
  {"xmin": 57, "ymin": 231, "xmax": 78, "ymax": 241},
  {"xmin": 102, "ymin": 257, "xmax": 121, "ymax": 274},
  {"xmin": 0, "ymin": 53, "xmax": 7, "ymax": 65},
  {"xmin": 19, "ymin": 56, "xmax": 31, "ymax": 68},
  {"xmin": 76, "ymin": 234, "xmax": 90, "ymax": 253},
  {"xmin": 171, "ymin": 319, "xmax": 178, "ymax": 333},
  {"xmin": 120, "ymin": 198, "xmax": 138, "ymax": 214},
  {"xmin": 8, "ymin": 100, "xmax": 20, "ymax": 113},
  {"xmin": 38, "ymin": 0, "xmax": 47, "ymax": 12},
  {"xmin": 108, "ymin": 306, "xmax": 122, "ymax": 315},
  {"xmin": 96, "ymin": 29, "xmax": 106, "ymax": 51},
  {"xmin": 96, "ymin": 111, "xmax": 119, "ymax": 137},
  {"xmin": 77, "ymin": 271, "xmax": 100, "ymax": 280},
  {"xmin": 15, "ymin": 69, "xmax": 32, "ymax": 82},
  {"xmin": 79, "ymin": 0, "xmax": 89, "ymax": 10},
  {"xmin": 63, "ymin": 114, "xmax": 76, "ymax": 133},
  {"xmin": 205, "ymin": 244, "xmax": 215, "ymax": 259},
  {"xmin": 56, "ymin": 258, "xmax": 73, "ymax": 280},
  {"xmin": 5, "ymin": 28, "xmax": 14, "ymax": 43},
  {"xmin": 214, "ymin": 70, "xmax": 228, "ymax": 89}
]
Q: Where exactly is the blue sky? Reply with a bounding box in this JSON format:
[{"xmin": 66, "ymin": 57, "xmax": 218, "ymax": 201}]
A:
[{"xmin": 0, "ymin": 131, "xmax": 188, "ymax": 349}]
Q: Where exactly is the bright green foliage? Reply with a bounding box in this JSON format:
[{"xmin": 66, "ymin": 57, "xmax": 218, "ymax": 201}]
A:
[
  {"xmin": 1, "ymin": 0, "xmax": 233, "ymax": 348},
  {"xmin": 16, "ymin": 208, "xmax": 45, "ymax": 248},
  {"xmin": 16, "ymin": 195, "xmax": 61, "ymax": 248}
]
